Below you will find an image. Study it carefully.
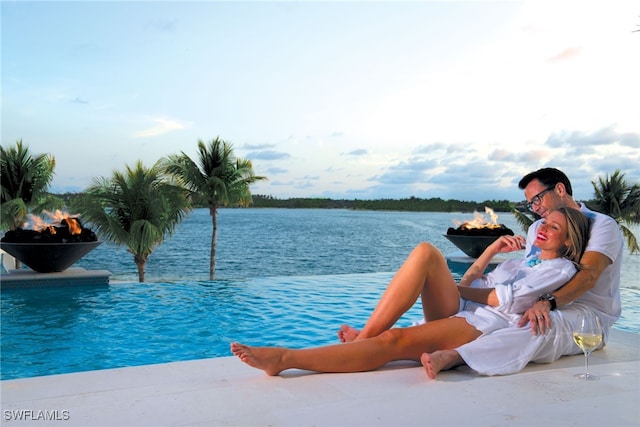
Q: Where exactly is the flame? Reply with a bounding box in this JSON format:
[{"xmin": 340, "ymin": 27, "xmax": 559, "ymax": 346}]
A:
[
  {"xmin": 65, "ymin": 218, "xmax": 82, "ymax": 235},
  {"xmin": 27, "ymin": 216, "xmax": 50, "ymax": 232},
  {"xmin": 23, "ymin": 210, "xmax": 83, "ymax": 235},
  {"xmin": 453, "ymin": 207, "xmax": 501, "ymax": 230}
]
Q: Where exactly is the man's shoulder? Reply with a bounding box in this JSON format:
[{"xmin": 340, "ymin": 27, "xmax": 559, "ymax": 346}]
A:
[{"xmin": 579, "ymin": 204, "xmax": 617, "ymax": 227}]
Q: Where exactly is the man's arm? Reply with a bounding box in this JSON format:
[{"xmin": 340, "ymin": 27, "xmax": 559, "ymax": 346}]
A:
[{"xmin": 518, "ymin": 251, "xmax": 612, "ymax": 333}]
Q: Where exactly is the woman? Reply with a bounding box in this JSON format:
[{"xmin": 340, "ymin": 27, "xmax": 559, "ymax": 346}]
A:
[{"xmin": 231, "ymin": 207, "xmax": 590, "ymax": 377}]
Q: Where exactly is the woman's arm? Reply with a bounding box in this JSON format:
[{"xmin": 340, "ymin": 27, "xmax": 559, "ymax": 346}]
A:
[
  {"xmin": 495, "ymin": 260, "xmax": 577, "ymax": 314},
  {"xmin": 458, "ymin": 286, "xmax": 499, "ymax": 306},
  {"xmin": 459, "ymin": 259, "xmax": 576, "ymax": 310},
  {"xmin": 458, "ymin": 235, "xmax": 526, "ymax": 287}
]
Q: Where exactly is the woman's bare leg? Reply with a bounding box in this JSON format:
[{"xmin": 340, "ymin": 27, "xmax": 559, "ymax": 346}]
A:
[
  {"xmin": 421, "ymin": 350, "xmax": 464, "ymax": 379},
  {"xmin": 351, "ymin": 243, "xmax": 461, "ymax": 340},
  {"xmin": 235, "ymin": 317, "xmax": 480, "ymax": 375}
]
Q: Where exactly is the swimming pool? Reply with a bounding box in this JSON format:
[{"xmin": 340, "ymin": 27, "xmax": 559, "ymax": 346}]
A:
[
  {"xmin": 2, "ymin": 210, "xmax": 639, "ymax": 380},
  {"xmin": 2, "ymin": 271, "xmax": 638, "ymax": 381}
]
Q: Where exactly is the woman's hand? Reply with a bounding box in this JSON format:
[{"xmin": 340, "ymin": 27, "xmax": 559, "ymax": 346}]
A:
[{"xmin": 489, "ymin": 235, "xmax": 526, "ymax": 254}]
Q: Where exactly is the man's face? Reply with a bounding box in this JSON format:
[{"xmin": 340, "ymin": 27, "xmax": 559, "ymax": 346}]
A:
[{"xmin": 524, "ymin": 179, "xmax": 562, "ymax": 218}]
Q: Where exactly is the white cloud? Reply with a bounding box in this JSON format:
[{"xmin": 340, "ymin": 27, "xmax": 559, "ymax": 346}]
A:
[{"xmin": 133, "ymin": 118, "xmax": 187, "ymax": 138}]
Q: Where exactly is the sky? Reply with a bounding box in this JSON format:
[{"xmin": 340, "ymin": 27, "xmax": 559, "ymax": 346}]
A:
[{"xmin": 2, "ymin": 0, "xmax": 639, "ymax": 203}]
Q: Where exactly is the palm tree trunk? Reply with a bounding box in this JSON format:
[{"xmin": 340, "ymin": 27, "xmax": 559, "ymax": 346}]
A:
[
  {"xmin": 134, "ymin": 255, "xmax": 146, "ymax": 282},
  {"xmin": 209, "ymin": 205, "xmax": 218, "ymax": 280}
]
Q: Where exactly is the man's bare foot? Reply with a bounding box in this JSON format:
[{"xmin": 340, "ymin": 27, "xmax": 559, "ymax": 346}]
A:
[
  {"xmin": 337, "ymin": 324, "xmax": 360, "ymax": 342},
  {"xmin": 230, "ymin": 342, "xmax": 286, "ymax": 376},
  {"xmin": 420, "ymin": 350, "xmax": 462, "ymax": 380}
]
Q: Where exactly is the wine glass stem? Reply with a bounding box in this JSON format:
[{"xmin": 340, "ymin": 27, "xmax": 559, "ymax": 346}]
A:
[{"xmin": 584, "ymin": 351, "xmax": 590, "ymax": 376}]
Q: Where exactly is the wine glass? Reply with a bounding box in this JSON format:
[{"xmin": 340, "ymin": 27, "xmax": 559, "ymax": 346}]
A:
[{"xmin": 572, "ymin": 313, "xmax": 603, "ymax": 380}]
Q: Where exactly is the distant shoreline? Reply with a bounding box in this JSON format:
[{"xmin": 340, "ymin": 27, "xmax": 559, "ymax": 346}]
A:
[
  {"xmin": 53, "ymin": 192, "xmax": 600, "ymax": 213},
  {"xmin": 248, "ymin": 195, "xmax": 517, "ymax": 212}
]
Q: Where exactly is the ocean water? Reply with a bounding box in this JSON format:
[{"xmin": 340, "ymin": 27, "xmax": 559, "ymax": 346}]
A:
[
  {"xmin": 1, "ymin": 208, "xmax": 638, "ymax": 380},
  {"xmin": 76, "ymin": 208, "xmax": 467, "ymax": 282}
]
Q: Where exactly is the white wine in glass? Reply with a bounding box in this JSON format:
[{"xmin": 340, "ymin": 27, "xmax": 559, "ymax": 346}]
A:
[{"xmin": 572, "ymin": 313, "xmax": 603, "ymax": 380}]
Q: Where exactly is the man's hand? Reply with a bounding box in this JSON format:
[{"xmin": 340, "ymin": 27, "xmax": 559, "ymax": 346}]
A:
[{"xmin": 518, "ymin": 300, "xmax": 552, "ymax": 335}]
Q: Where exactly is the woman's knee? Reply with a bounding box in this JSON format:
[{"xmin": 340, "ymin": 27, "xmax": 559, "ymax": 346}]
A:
[
  {"xmin": 378, "ymin": 328, "xmax": 427, "ymax": 357},
  {"xmin": 414, "ymin": 242, "xmax": 444, "ymax": 263},
  {"xmin": 415, "ymin": 242, "xmax": 437, "ymax": 257},
  {"xmin": 378, "ymin": 328, "xmax": 402, "ymax": 347}
]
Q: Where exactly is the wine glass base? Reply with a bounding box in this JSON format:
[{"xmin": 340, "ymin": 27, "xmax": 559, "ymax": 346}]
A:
[{"xmin": 574, "ymin": 373, "xmax": 599, "ymax": 380}]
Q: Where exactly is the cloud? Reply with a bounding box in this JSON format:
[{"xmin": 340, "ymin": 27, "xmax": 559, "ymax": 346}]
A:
[
  {"xmin": 619, "ymin": 133, "xmax": 640, "ymax": 148},
  {"xmin": 243, "ymin": 143, "xmax": 276, "ymax": 150},
  {"xmin": 545, "ymin": 125, "xmax": 636, "ymax": 148},
  {"xmin": 133, "ymin": 118, "xmax": 186, "ymax": 138},
  {"xmin": 245, "ymin": 150, "xmax": 290, "ymax": 160},
  {"xmin": 370, "ymin": 157, "xmax": 437, "ymax": 186},
  {"xmin": 413, "ymin": 143, "xmax": 448, "ymax": 154},
  {"xmin": 345, "ymin": 149, "xmax": 368, "ymax": 156},
  {"xmin": 488, "ymin": 149, "xmax": 513, "ymax": 161},
  {"xmin": 546, "ymin": 47, "xmax": 582, "ymax": 63},
  {"xmin": 145, "ymin": 18, "xmax": 178, "ymax": 32},
  {"xmin": 266, "ymin": 167, "xmax": 288, "ymax": 174},
  {"xmin": 71, "ymin": 97, "xmax": 88, "ymax": 104}
]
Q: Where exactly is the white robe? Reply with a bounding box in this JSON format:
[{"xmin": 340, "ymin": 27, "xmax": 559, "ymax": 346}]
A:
[{"xmin": 454, "ymin": 257, "xmax": 577, "ymax": 336}]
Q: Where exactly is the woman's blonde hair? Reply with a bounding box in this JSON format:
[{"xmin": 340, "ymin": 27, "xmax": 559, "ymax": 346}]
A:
[{"xmin": 556, "ymin": 207, "xmax": 591, "ymax": 264}]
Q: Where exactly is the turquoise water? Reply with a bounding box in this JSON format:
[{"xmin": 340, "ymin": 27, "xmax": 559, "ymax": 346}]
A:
[{"xmin": 1, "ymin": 209, "xmax": 638, "ymax": 380}]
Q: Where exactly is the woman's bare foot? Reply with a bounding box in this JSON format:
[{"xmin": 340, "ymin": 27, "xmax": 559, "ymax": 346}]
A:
[
  {"xmin": 230, "ymin": 342, "xmax": 286, "ymax": 376},
  {"xmin": 337, "ymin": 324, "xmax": 360, "ymax": 343},
  {"xmin": 420, "ymin": 350, "xmax": 462, "ymax": 380}
]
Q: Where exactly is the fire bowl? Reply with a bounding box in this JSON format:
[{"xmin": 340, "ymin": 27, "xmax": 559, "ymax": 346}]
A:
[
  {"xmin": 0, "ymin": 241, "xmax": 102, "ymax": 273},
  {"xmin": 444, "ymin": 234, "xmax": 499, "ymax": 259}
]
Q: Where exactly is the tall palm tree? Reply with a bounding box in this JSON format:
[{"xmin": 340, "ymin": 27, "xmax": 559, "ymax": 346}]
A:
[
  {"xmin": 589, "ymin": 170, "xmax": 640, "ymax": 254},
  {"xmin": 71, "ymin": 161, "xmax": 191, "ymax": 282},
  {"xmin": 162, "ymin": 137, "xmax": 267, "ymax": 280},
  {"xmin": 0, "ymin": 140, "xmax": 58, "ymax": 230}
]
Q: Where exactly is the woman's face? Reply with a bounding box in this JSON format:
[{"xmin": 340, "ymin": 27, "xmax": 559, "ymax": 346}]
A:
[{"xmin": 533, "ymin": 210, "xmax": 569, "ymax": 253}]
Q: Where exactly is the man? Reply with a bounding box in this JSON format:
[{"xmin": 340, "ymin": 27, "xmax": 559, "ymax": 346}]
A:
[{"xmin": 426, "ymin": 167, "xmax": 623, "ymax": 376}]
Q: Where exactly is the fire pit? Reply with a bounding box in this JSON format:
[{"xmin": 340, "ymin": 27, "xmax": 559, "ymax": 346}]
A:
[
  {"xmin": 0, "ymin": 211, "xmax": 101, "ymax": 273},
  {"xmin": 444, "ymin": 208, "xmax": 514, "ymax": 258}
]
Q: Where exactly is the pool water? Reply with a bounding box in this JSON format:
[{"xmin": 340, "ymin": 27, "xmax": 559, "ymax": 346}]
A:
[
  {"xmin": 0, "ymin": 273, "xmax": 424, "ymax": 380},
  {"xmin": 2, "ymin": 270, "xmax": 639, "ymax": 381}
]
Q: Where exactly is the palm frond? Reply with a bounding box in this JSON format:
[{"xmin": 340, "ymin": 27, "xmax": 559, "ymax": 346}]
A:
[
  {"xmin": 72, "ymin": 160, "xmax": 192, "ymax": 281},
  {"xmin": 1, "ymin": 140, "xmax": 56, "ymax": 229},
  {"xmin": 591, "ymin": 169, "xmax": 640, "ymax": 254}
]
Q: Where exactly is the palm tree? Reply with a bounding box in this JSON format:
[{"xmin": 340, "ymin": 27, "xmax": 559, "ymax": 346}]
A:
[
  {"xmin": 0, "ymin": 140, "xmax": 58, "ymax": 231},
  {"xmin": 162, "ymin": 137, "xmax": 267, "ymax": 280},
  {"xmin": 71, "ymin": 161, "xmax": 191, "ymax": 282},
  {"xmin": 589, "ymin": 170, "xmax": 640, "ymax": 254},
  {"xmin": 511, "ymin": 202, "xmax": 538, "ymax": 234}
]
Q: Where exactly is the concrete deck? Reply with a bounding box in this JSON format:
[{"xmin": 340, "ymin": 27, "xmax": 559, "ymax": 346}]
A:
[{"xmin": 1, "ymin": 329, "xmax": 638, "ymax": 427}]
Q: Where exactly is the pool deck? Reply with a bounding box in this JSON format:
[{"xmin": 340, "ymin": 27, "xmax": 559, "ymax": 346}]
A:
[{"xmin": 1, "ymin": 329, "xmax": 638, "ymax": 427}]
